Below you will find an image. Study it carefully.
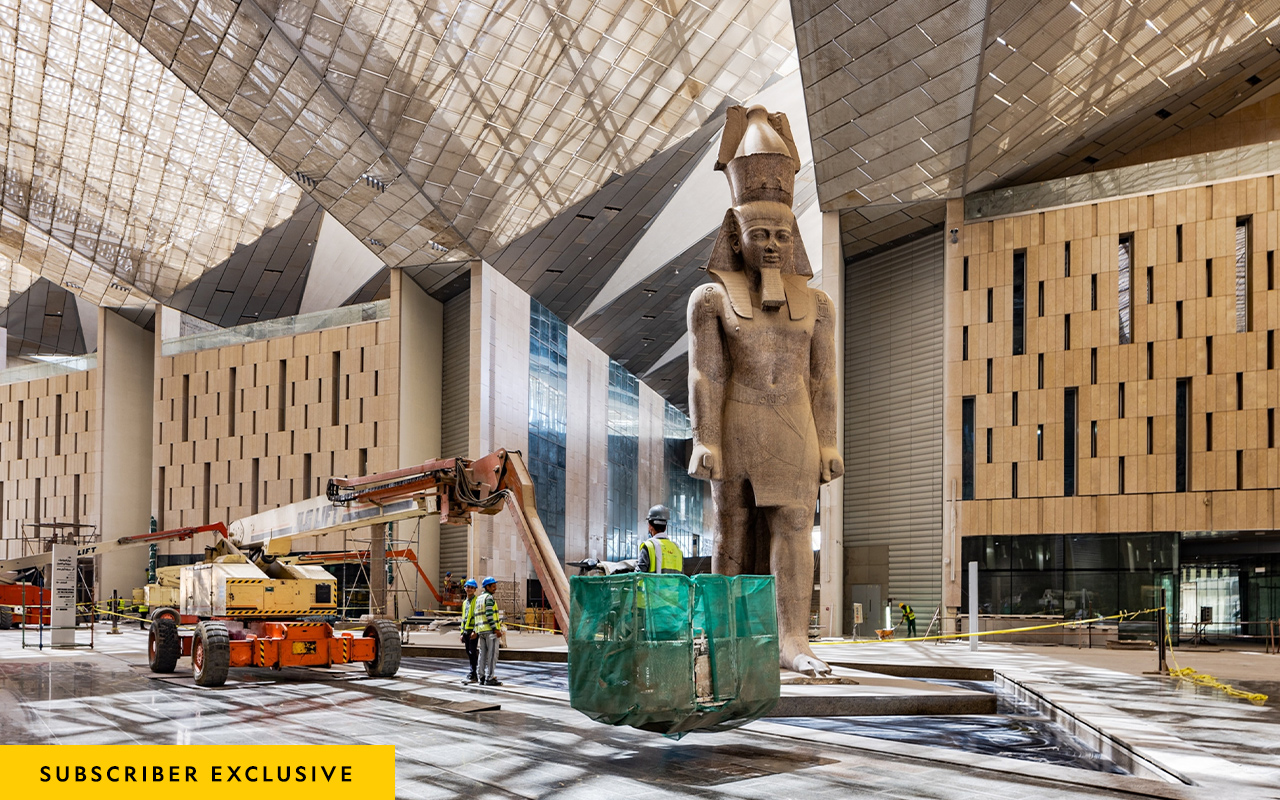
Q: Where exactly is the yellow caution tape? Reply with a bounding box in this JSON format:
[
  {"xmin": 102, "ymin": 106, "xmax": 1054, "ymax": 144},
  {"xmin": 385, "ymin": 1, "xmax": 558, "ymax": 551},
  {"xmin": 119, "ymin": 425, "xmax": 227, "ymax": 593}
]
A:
[{"xmin": 1161, "ymin": 609, "xmax": 1268, "ymax": 706}]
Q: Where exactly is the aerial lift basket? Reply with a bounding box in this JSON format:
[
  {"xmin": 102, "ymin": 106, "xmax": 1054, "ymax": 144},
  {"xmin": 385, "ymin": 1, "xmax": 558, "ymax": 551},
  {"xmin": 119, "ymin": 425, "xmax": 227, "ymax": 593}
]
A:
[{"xmin": 568, "ymin": 573, "xmax": 779, "ymax": 737}]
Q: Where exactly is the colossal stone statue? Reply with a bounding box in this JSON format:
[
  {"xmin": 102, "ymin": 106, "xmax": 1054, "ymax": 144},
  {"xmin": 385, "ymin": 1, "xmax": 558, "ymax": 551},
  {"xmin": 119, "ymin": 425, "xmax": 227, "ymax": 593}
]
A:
[{"xmin": 687, "ymin": 105, "xmax": 843, "ymax": 676}]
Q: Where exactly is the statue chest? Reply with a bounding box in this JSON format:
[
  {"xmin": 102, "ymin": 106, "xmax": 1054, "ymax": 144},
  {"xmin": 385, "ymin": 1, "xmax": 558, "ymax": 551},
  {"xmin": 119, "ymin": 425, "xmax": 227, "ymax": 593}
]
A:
[{"xmin": 723, "ymin": 311, "xmax": 814, "ymax": 363}]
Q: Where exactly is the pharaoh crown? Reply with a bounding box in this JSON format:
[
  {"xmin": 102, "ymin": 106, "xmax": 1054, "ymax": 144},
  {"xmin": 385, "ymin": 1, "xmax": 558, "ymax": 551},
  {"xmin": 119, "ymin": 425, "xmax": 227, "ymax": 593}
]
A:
[{"xmin": 716, "ymin": 105, "xmax": 802, "ymax": 207}]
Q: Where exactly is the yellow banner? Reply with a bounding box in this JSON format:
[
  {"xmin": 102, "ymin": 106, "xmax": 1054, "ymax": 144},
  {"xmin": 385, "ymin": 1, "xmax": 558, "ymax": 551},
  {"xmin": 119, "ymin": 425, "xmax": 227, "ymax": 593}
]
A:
[{"xmin": 6, "ymin": 746, "xmax": 394, "ymax": 799}]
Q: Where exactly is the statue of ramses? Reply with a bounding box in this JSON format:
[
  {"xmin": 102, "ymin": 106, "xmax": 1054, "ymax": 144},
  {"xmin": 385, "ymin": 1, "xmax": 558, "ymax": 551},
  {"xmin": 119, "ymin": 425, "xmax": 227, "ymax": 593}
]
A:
[{"xmin": 687, "ymin": 105, "xmax": 843, "ymax": 676}]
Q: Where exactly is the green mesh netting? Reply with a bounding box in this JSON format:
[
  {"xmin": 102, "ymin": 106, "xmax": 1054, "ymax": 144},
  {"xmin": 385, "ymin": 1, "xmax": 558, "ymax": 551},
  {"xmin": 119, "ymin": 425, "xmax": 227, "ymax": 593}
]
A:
[{"xmin": 568, "ymin": 573, "xmax": 779, "ymax": 737}]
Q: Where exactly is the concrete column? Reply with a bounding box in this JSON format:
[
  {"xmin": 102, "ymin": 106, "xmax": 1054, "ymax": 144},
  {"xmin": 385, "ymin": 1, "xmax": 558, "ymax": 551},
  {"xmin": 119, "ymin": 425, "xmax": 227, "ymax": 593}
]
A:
[
  {"xmin": 392, "ymin": 269, "xmax": 443, "ymax": 611},
  {"xmin": 941, "ymin": 199, "xmax": 966, "ymax": 632},
  {"xmin": 95, "ymin": 308, "xmax": 154, "ymax": 599},
  {"xmin": 0, "ymin": 326, "xmax": 7, "ymax": 368},
  {"xmin": 818, "ymin": 210, "xmax": 844, "ymax": 637}
]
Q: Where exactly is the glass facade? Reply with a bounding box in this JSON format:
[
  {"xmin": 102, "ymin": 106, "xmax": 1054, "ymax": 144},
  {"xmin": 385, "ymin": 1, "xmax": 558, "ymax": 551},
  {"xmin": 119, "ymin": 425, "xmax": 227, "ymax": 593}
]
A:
[
  {"xmin": 607, "ymin": 361, "xmax": 640, "ymax": 560},
  {"xmin": 961, "ymin": 533, "xmax": 1177, "ymax": 618},
  {"xmin": 663, "ymin": 401, "xmax": 705, "ymax": 558},
  {"xmin": 528, "ymin": 301, "xmax": 568, "ymax": 561}
]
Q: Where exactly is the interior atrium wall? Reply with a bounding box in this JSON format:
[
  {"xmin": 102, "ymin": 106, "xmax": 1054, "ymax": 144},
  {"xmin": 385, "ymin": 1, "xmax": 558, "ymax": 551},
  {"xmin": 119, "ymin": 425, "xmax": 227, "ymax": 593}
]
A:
[
  {"xmin": 844, "ymin": 232, "xmax": 946, "ymax": 629},
  {"xmin": 0, "ymin": 368, "xmax": 97, "ymax": 557},
  {"xmin": 152, "ymin": 318, "xmax": 400, "ymax": 561},
  {"xmin": 948, "ymin": 174, "xmax": 1280, "ymax": 580},
  {"xmin": 438, "ymin": 289, "xmax": 471, "ymax": 578}
]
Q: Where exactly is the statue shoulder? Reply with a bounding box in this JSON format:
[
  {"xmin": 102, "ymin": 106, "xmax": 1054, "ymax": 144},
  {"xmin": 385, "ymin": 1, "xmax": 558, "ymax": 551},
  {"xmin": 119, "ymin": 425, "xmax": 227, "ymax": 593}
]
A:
[
  {"xmin": 813, "ymin": 288, "xmax": 835, "ymax": 319},
  {"xmin": 687, "ymin": 281, "xmax": 731, "ymax": 315}
]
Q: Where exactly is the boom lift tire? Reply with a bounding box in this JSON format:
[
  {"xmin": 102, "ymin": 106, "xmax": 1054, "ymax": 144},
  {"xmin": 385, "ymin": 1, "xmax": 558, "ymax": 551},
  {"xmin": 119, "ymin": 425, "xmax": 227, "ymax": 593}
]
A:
[
  {"xmin": 0, "ymin": 605, "xmax": 12, "ymax": 630},
  {"xmin": 148, "ymin": 619, "xmax": 180, "ymax": 673},
  {"xmin": 362, "ymin": 620, "xmax": 401, "ymax": 677},
  {"xmin": 193, "ymin": 621, "xmax": 231, "ymax": 687},
  {"xmin": 150, "ymin": 607, "xmax": 179, "ymax": 626}
]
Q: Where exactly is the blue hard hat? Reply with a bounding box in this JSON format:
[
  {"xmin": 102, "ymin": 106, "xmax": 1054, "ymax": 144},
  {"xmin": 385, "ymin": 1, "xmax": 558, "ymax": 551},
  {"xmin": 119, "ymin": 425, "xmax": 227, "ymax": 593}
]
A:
[
  {"xmin": 482, "ymin": 576, "xmax": 497, "ymax": 587},
  {"xmin": 463, "ymin": 578, "xmax": 478, "ymax": 589}
]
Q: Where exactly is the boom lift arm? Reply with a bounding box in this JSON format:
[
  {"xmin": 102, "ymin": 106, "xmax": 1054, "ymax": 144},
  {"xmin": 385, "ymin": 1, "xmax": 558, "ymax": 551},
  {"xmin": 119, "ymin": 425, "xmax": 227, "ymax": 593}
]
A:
[{"xmin": 326, "ymin": 449, "xmax": 569, "ymax": 634}]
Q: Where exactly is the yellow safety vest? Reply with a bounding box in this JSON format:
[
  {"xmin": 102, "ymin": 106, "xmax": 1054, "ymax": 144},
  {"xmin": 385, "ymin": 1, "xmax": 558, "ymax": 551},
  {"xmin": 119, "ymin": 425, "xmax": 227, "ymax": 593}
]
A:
[
  {"xmin": 474, "ymin": 591, "xmax": 502, "ymax": 633},
  {"xmin": 461, "ymin": 595, "xmax": 477, "ymax": 632},
  {"xmin": 641, "ymin": 536, "xmax": 684, "ymax": 574},
  {"xmin": 901, "ymin": 604, "xmax": 915, "ymax": 622}
]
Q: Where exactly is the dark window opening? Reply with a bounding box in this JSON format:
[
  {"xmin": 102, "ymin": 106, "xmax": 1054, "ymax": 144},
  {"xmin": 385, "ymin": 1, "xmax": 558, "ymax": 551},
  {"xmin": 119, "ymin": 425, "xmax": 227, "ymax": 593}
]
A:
[
  {"xmin": 1237, "ymin": 450, "xmax": 1245, "ymax": 491},
  {"xmin": 1038, "ymin": 280, "xmax": 1045, "ymax": 317},
  {"xmin": 1091, "ymin": 347, "xmax": 1097, "ymax": 385},
  {"xmin": 1237, "ymin": 217, "xmax": 1253, "ymax": 332},
  {"xmin": 1176, "ymin": 378, "xmax": 1190, "ymax": 491},
  {"xmin": 1176, "ymin": 301, "xmax": 1184, "ymax": 338},
  {"xmin": 963, "ymin": 257, "xmax": 969, "ymax": 291},
  {"xmin": 986, "ymin": 428, "xmax": 993, "ymax": 464},
  {"xmin": 1012, "ymin": 462, "xmax": 1018, "ymax": 499},
  {"xmin": 1064, "ymin": 388, "xmax": 1078, "ymax": 497},
  {"xmin": 1012, "ymin": 392, "xmax": 1019, "ymax": 426},
  {"xmin": 1064, "ymin": 314, "xmax": 1071, "ymax": 350},
  {"xmin": 1037, "ymin": 424, "xmax": 1044, "ymax": 460},
  {"xmin": 1146, "ymin": 266, "xmax": 1154, "ymax": 304},
  {"xmin": 1206, "ymin": 259, "xmax": 1213, "ymax": 297},
  {"xmin": 1118, "ymin": 382, "xmax": 1126, "ymax": 419},
  {"xmin": 987, "ymin": 287, "xmax": 994, "ymax": 323},
  {"xmin": 1206, "ymin": 412, "xmax": 1214, "ymax": 452},
  {"xmin": 1237, "ymin": 372, "xmax": 1244, "ymax": 411},
  {"xmin": 1147, "ymin": 416, "xmax": 1154, "ymax": 455},
  {"xmin": 1147, "ymin": 342, "xmax": 1154, "ymax": 380},
  {"xmin": 1091, "ymin": 274, "xmax": 1098, "ymax": 311},
  {"xmin": 1207, "ymin": 336, "xmax": 1213, "ymax": 375},
  {"xmin": 963, "ymin": 326, "xmax": 969, "ymax": 361},
  {"xmin": 1037, "ymin": 354, "xmax": 1044, "ymax": 389},
  {"xmin": 1091, "ymin": 420, "xmax": 1098, "ymax": 458},
  {"xmin": 987, "ymin": 357, "xmax": 994, "ymax": 393},
  {"xmin": 1013, "ymin": 250, "xmax": 1026, "ymax": 355},
  {"xmin": 1119, "ymin": 456, "xmax": 1125, "ymax": 494},
  {"xmin": 962, "ymin": 397, "xmax": 976, "ymax": 500},
  {"xmin": 1065, "ymin": 242, "xmax": 1071, "ymax": 277},
  {"xmin": 1176, "ymin": 224, "xmax": 1183, "ymax": 262},
  {"xmin": 1118, "ymin": 234, "xmax": 1133, "ymax": 344}
]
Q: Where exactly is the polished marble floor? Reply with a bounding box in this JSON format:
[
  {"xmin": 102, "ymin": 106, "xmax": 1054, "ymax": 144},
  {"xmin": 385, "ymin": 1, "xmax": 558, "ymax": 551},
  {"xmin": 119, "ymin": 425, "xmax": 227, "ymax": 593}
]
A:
[{"xmin": 0, "ymin": 626, "xmax": 1269, "ymax": 799}]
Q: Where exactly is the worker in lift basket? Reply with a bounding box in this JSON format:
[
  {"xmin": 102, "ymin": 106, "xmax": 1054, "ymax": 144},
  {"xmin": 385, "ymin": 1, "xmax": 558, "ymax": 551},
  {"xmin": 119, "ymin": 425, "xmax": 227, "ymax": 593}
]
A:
[
  {"xmin": 637, "ymin": 505, "xmax": 684, "ymax": 574},
  {"xmin": 474, "ymin": 576, "xmax": 505, "ymax": 686},
  {"xmin": 461, "ymin": 578, "xmax": 480, "ymax": 684}
]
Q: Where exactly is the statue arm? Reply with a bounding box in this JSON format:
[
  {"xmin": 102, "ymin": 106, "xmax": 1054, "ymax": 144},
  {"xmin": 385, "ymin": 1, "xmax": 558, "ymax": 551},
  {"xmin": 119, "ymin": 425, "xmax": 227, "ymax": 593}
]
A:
[
  {"xmin": 688, "ymin": 284, "xmax": 727, "ymax": 480},
  {"xmin": 811, "ymin": 290, "xmax": 843, "ymax": 483}
]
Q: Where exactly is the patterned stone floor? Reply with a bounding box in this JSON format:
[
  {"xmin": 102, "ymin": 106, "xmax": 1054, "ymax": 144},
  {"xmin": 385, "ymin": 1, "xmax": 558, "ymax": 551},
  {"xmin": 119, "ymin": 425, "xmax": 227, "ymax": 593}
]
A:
[{"xmin": 0, "ymin": 626, "xmax": 1268, "ymax": 799}]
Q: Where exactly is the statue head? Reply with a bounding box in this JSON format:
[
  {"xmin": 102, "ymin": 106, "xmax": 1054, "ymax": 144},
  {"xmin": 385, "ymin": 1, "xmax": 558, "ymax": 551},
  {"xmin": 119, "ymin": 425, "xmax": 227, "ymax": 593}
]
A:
[{"xmin": 708, "ymin": 105, "xmax": 811, "ymax": 309}]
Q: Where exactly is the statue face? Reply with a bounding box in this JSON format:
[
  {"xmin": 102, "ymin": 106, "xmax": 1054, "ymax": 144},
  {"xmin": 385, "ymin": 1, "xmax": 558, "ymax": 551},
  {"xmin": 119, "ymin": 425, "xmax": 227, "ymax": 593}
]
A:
[{"xmin": 731, "ymin": 202, "xmax": 795, "ymax": 275}]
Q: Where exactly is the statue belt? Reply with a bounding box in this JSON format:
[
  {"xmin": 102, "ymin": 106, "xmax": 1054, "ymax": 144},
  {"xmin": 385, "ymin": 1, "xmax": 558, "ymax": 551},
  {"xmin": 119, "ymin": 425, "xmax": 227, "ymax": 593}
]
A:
[{"xmin": 727, "ymin": 381, "xmax": 799, "ymax": 406}]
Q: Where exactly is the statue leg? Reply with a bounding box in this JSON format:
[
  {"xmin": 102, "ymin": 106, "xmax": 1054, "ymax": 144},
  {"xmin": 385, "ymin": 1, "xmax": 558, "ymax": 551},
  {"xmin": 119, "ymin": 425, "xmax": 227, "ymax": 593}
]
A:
[
  {"xmin": 767, "ymin": 504, "xmax": 830, "ymax": 676},
  {"xmin": 711, "ymin": 478, "xmax": 754, "ymax": 576}
]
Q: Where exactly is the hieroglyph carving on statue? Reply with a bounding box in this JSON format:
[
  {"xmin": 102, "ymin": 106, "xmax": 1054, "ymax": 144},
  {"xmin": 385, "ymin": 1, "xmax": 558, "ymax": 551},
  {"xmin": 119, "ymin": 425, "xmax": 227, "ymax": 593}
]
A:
[{"xmin": 686, "ymin": 105, "xmax": 843, "ymax": 676}]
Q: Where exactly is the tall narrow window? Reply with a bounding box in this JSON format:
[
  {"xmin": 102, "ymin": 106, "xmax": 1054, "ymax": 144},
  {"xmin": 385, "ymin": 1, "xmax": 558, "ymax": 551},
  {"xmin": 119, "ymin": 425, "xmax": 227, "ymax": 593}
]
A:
[
  {"xmin": 1206, "ymin": 336, "xmax": 1213, "ymax": 375},
  {"xmin": 1037, "ymin": 354, "xmax": 1044, "ymax": 389},
  {"xmin": 1091, "ymin": 420, "xmax": 1098, "ymax": 458},
  {"xmin": 1147, "ymin": 342, "xmax": 1154, "ymax": 379},
  {"xmin": 1037, "ymin": 424, "xmax": 1044, "ymax": 460},
  {"xmin": 1090, "ymin": 347, "xmax": 1097, "ymax": 385},
  {"xmin": 987, "ymin": 357, "xmax": 994, "ymax": 393},
  {"xmin": 1012, "ymin": 391, "xmax": 1019, "ymax": 426},
  {"xmin": 1237, "ymin": 450, "xmax": 1245, "ymax": 490},
  {"xmin": 1146, "ymin": 266, "xmax": 1154, "ymax": 304},
  {"xmin": 1237, "ymin": 217, "xmax": 1253, "ymax": 332},
  {"xmin": 157, "ymin": 467, "xmax": 165, "ymax": 530},
  {"xmin": 1064, "ymin": 314, "xmax": 1071, "ymax": 350},
  {"xmin": 1038, "ymin": 280, "xmax": 1045, "ymax": 317},
  {"xmin": 181, "ymin": 375, "xmax": 190, "ymax": 443},
  {"xmin": 228, "ymin": 366, "xmax": 237, "ymax": 437},
  {"xmin": 1013, "ymin": 250, "xmax": 1025, "ymax": 355},
  {"xmin": 1206, "ymin": 259, "xmax": 1214, "ymax": 297},
  {"xmin": 1206, "ymin": 412, "xmax": 1214, "ymax": 452},
  {"xmin": 1064, "ymin": 241, "xmax": 1071, "ymax": 277},
  {"xmin": 1270, "ymin": 251, "xmax": 1275, "ymax": 291},
  {"xmin": 1118, "ymin": 234, "xmax": 1133, "ymax": 344},
  {"xmin": 1176, "ymin": 301, "xmax": 1184, "ymax": 338},
  {"xmin": 1119, "ymin": 456, "xmax": 1125, "ymax": 494},
  {"xmin": 986, "ymin": 428, "xmax": 993, "ymax": 463},
  {"xmin": 1091, "ymin": 274, "xmax": 1098, "ymax": 310},
  {"xmin": 16, "ymin": 400, "xmax": 22, "ymax": 460},
  {"xmin": 1147, "ymin": 416, "xmax": 1154, "ymax": 455},
  {"xmin": 1176, "ymin": 224, "xmax": 1183, "ymax": 262},
  {"xmin": 303, "ymin": 453, "xmax": 312, "ymax": 500},
  {"xmin": 54, "ymin": 395, "xmax": 61, "ymax": 457},
  {"xmin": 1270, "ymin": 408, "xmax": 1275, "ymax": 448},
  {"xmin": 1064, "ymin": 388, "xmax": 1078, "ymax": 497},
  {"xmin": 1270, "ymin": 331, "xmax": 1275, "ymax": 370},
  {"xmin": 251, "ymin": 458, "xmax": 260, "ymax": 514},
  {"xmin": 1011, "ymin": 462, "xmax": 1018, "ymax": 499},
  {"xmin": 202, "ymin": 463, "xmax": 211, "ymax": 525},
  {"xmin": 1237, "ymin": 372, "xmax": 1244, "ymax": 410},
  {"xmin": 1176, "ymin": 378, "xmax": 1190, "ymax": 491},
  {"xmin": 987, "ymin": 287, "xmax": 994, "ymax": 323},
  {"xmin": 962, "ymin": 326, "xmax": 969, "ymax": 360},
  {"xmin": 331, "ymin": 352, "xmax": 341, "ymax": 426},
  {"xmin": 963, "ymin": 257, "xmax": 969, "ymax": 291},
  {"xmin": 1118, "ymin": 382, "xmax": 1126, "ymax": 419},
  {"xmin": 962, "ymin": 397, "xmax": 975, "ymax": 500},
  {"xmin": 278, "ymin": 359, "xmax": 287, "ymax": 432}
]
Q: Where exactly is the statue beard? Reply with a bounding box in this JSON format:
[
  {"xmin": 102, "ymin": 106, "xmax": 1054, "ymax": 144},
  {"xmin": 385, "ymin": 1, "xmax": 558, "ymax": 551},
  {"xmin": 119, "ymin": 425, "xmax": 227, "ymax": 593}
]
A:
[{"xmin": 759, "ymin": 267, "xmax": 786, "ymax": 310}]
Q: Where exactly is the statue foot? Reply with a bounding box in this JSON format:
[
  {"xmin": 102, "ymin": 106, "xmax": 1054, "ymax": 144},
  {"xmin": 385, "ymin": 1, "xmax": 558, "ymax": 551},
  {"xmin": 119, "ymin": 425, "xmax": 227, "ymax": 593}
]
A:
[{"xmin": 780, "ymin": 641, "xmax": 831, "ymax": 677}]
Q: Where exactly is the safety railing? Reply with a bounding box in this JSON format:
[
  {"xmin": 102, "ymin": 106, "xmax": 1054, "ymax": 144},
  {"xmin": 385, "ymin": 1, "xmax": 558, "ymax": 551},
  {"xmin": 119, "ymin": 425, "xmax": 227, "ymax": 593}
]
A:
[
  {"xmin": 161, "ymin": 300, "xmax": 389, "ymax": 356},
  {"xmin": 0, "ymin": 354, "xmax": 97, "ymax": 386}
]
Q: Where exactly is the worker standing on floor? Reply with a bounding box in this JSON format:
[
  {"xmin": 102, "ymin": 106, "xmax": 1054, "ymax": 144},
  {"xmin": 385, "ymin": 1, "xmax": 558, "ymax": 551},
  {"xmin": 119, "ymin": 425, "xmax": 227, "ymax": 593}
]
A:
[
  {"xmin": 474, "ymin": 576, "xmax": 504, "ymax": 686},
  {"xmin": 899, "ymin": 602, "xmax": 917, "ymax": 638},
  {"xmin": 637, "ymin": 505, "xmax": 684, "ymax": 573},
  {"xmin": 461, "ymin": 578, "xmax": 480, "ymax": 683}
]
